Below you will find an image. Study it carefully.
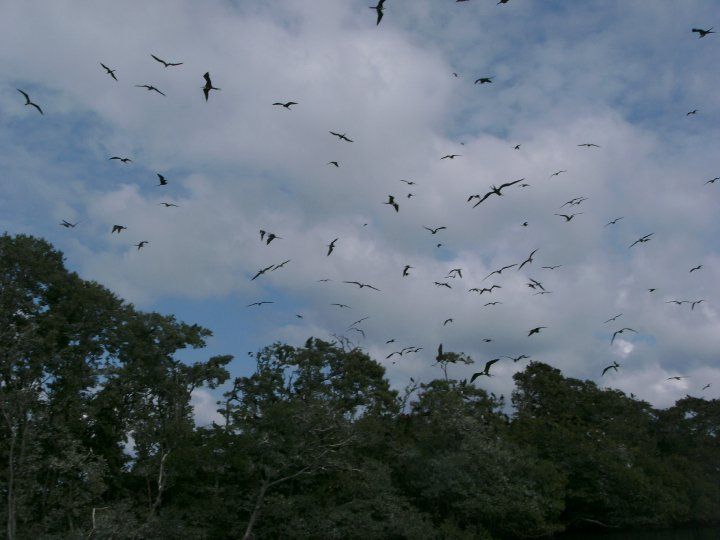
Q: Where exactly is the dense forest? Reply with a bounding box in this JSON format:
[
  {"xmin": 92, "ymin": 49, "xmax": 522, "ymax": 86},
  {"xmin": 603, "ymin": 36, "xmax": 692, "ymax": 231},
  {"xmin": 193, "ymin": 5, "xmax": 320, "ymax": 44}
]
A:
[{"xmin": 1, "ymin": 233, "xmax": 718, "ymax": 539}]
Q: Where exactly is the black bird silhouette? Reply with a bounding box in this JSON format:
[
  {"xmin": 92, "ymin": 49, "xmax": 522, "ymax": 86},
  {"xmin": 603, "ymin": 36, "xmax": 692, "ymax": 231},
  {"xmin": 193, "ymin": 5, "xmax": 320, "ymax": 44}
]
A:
[
  {"xmin": 424, "ymin": 226, "xmax": 446, "ymax": 234},
  {"xmin": 691, "ymin": 300, "xmax": 705, "ymax": 311},
  {"xmin": 17, "ymin": 89, "xmax": 43, "ymax": 114},
  {"xmin": 705, "ymin": 177, "xmax": 719, "ymax": 184},
  {"xmin": 602, "ymin": 361, "xmax": 620, "ymax": 376},
  {"xmin": 611, "ymin": 327, "xmax": 637, "ymax": 344},
  {"xmin": 527, "ymin": 278, "xmax": 545, "ymax": 291},
  {"xmin": 560, "ymin": 196, "xmax": 587, "ymax": 208},
  {"xmin": 403, "ymin": 265, "xmax": 413, "ymax": 277},
  {"xmin": 603, "ymin": 314, "xmax": 622, "ymax": 324},
  {"xmin": 702, "ymin": 383, "xmax": 711, "ymax": 390},
  {"xmin": 689, "ymin": 265, "xmax": 703, "ymax": 273},
  {"xmin": 266, "ymin": 233, "xmax": 281, "ymax": 245},
  {"xmin": 135, "ymin": 84, "xmax": 166, "ymax": 96},
  {"xmin": 514, "ymin": 144, "xmax": 521, "ymax": 150},
  {"xmin": 629, "ymin": 233, "xmax": 653, "ymax": 248},
  {"xmin": 542, "ymin": 265, "xmax": 562, "ymax": 270},
  {"xmin": 555, "ymin": 213, "xmax": 583, "ymax": 222},
  {"xmin": 331, "ymin": 303, "xmax": 351, "ymax": 309},
  {"xmin": 327, "ymin": 238, "xmax": 339, "ymax": 256},
  {"xmin": 370, "ymin": 0, "xmax": 385, "ymax": 25},
  {"xmin": 110, "ymin": 156, "xmax": 132, "ymax": 163},
  {"xmin": 692, "ymin": 27, "xmax": 714, "ymax": 38},
  {"xmin": 273, "ymin": 101, "xmax": 298, "ymax": 109},
  {"xmin": 687, "ymin": 109, "xmax": 698, "ymax": 116},
  {"xmin": 518, "ymin": 249, "xmax": 538, "ymax": 271},
  {"xmin": 528, "ymin": 327, "xmax": 546, "ymax": 336},
  {"xmin": 443, "ymin": 318, "xmax": 454, "ymax": 326},
  {"xmin": 550, "ymin": 170, "xmax": 567, "ymax": 178},
  {"xmin": 497, "ymin": 0, "xmax": 510, "ymax": 4},
  {"xmin": 474, "ymin": 77, "xmax": 493, "ymax": 84},
  {"xmin": 484, "ymin": 301, "xmax": 502, "ymax": 306},
  {"xmin": 503, "ymin": 354, "xmax": 529, "ymax": 363},
  {"xmin": 483, "ymin": 264, "xmax": 516, "ymax": 280},
  {"xmin": 667, "ymin": 376, "xmax": 685, "ymax": 381},
  {"xmin": 159, "ymin": 202, "xmax": 179, "ymax": 207},
  {"xmin": 471, "ymin": 178, "xmax": 524, "ymax": 207},
  {"xmin": 469, "ymin": 285, "xmax": 501, "ymax": 295},
  {"xmin": 446, "ymin": 268, "xmax": 462, "ymax": 279},
  {"xmin": 203, "ymin": 72, "xmax": 220, "ymax": 101},
  {"xmin": 330, "ymin": 131, "xmax": 353, "ymax": 142},
  {"xmin": 471, "ymin": 358, "xmax": 501, "ymax": 381},
  {"xmin": 247, "ymin": 301, "xmax": 274, "ymax": 307},
  {"xmin": 400, "ymin": 179, "xmax": 416, "ymax": 185},
  {"xmin": 100, "ymin": 63, "xmax": 118, "ymax": 80},
  {"xmin": 251, "ymin": 264, "xmax": 275, "ymax": 281},
  {"xmin": 271, "ymin": 260, "xmax": 291, "ymax": 271},
  {"xmin": 344, "ymin": 281, "xmax": 381, "ymax": 291},
  {"xmin": 604, "ymin": 217, "xmax": 624, "ymax": 227},
  {"xmin": 111, "ymin": 225, "xmax": 127, "ymax": 234},
  {"xmin": 134, "ymin": 241, "xmax": 149, "ymax": 250},
  {"xmin": 578, "ymin": 143, "xmax": 600, "ymax": 148},
  {"xmin": 648, "ymin": 288, "xmax": 657, "ymax": 293},
  {"xmin": 328, "ymin": 161, "xmax": 340, "ymax": 167},
  {"xmin": 60, "ymin": 220, "xmax": 80, "ymax": 228},
  {"xmin": 434, "ymin": 282, "xmax": 452, "ymax": 288},
  {"xmin": 666, "ymin": 300, "xmax": 688, "ymax": 306},
  {"xmin": 441, "ymin": 154, "xmax": 461, "ymax": 159},
  {"xmin": 151, "ymin": 54, "xmax": 183, "ymax": 67},
  {"xmin": 384, "ymin": 195, "xmax": 399, "ymax": 212},
  {"xmin": 156, "ymin": 174, "xmax": 168, "ymax": 186}
]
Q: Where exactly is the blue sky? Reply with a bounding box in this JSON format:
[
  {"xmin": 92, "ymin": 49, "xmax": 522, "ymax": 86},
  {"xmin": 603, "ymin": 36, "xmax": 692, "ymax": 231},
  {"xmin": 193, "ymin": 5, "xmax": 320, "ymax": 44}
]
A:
[{"xmin": 1, "ymin": 0, "xmax": 719, "ymax": 420}]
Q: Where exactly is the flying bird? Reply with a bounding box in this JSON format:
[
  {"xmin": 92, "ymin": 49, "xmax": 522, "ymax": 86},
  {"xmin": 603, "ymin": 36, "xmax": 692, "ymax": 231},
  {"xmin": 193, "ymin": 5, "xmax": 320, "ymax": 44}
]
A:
[
  {"xmin": 550, "ymin": 170, "xmax": 567, "ymax": 178},
  {"xmin": 16, "ymin": 89, "xmax": 43, "ymax": 114},
  {"xmin": 60, "ymin": 220, "xmax": 80, "ymax": 228},
  {"xmin": 135, "ymin": 84, "xmax": 166, "ymax": 96},
  {"xmin": 691, "ymin": 300, "xmax": 705, "ymax": 311},
  {"xmin": 343, "ymin": 281, "xmax": 381, "ymax": 291},
  {"xmin": 528, "ymin": 327, "xmax": 546, "ymax": 337},
  {"xmin": 100, "ymin": 63, "xmax": 118, "ymax": 80},
  {"xmin": 687, "ymin": 109, "xmax": 698, "ymax": 116},
  {"xmin": 434, "ymin": 282, "xmax": 452, "ymax": 288},
  {"xmin": 327, "ymin": 238, "xmax": 339, "ymax": 256},
  {"xmin": 156, "ymin": 174, "xmax": 168, "ymax": 186},
  {"xmin": 109, "ymin": 156, "xmax": 132, "ymax": 163},
  {"xmin": 474, "ymin": 77, "xmax": 493, "ymax": 84},
  {"xmin": 542, "ymin": 265, "xmax": 562, "ymax": 270},
  {"xmin": 611, "ymin": 328, "xmax": 637, "ymax": 344},
  {"xmin": 702, "ymin": 383, "xmax": 711, "ymax": 391},
  {"xmin": 518, "ymin": 249, "xmax": 538, "ymax": 271},
  {"xmin": 384, "ymin": 195, "xmax": 399, "ymax": 212},
  {"xmin": 667, "ymin": 376, "xmax": 685, "ymax": 381},
  {"xmin": 484, "ymin": 301, "xmax": 502, "ymax": 306},
  {"xmin": 514, "ymin": 144, "xmax": 521, "ymax": 150},
  {"xmin": 705, "ymin": 177, "xmax": 719, "ymax": 184},
  {"xmin": 503, "ymin": 355, "xmax": 529, "ymax": 363},
  {"xmin": 471, "ymin": 178, "xmax": 525, "ymax": 207},
  {"xmin": 400, "ymin": 179, "xmax": 416, "ymax": 185},
  {"xmin": 689, "ymin": 265, "xmax": 703, "ymax": 273},
  {"xmin": 159, "ymin": 202, "xmax": 179, "ymax": 207},
  {"xmin": 370, "ymin": 0, "xmax": 385, "ymax": 25},
  {"xmin": 331, "ymin": 303, "xmax": 351, "ymax": 309},
  {"xmin": 247, "ymin": 301, "xmax": 274, "ymax": 307},
  {"xmin": 423, "ymin": 226, "xmax": 447, "ymax": 234},
  {"xmin": 577, "ymin": 143, "xmax": 600, "ymax": 148},
  {"xmin": 251, "ymin": 264, "xmax": 275, "ymax": 281},
  {"xmin": 603, "ymin": 314, "xmax": 623, "ymax": 324},
  {"xmin": 441, "ymin": 154, "xmax": 461, "ymax": 160},
  {"xmin": 330, "ymin": 131, "xmax": 353, "ymax": 142},
  {"xmin": 555, "ymin": 213, "xmax": 583, "ymax": 222},
  {"xmin": 602, "ymin": 361, "xmax": 620, "ymax": 376},
  {"xmin": 403, "ymin": 265, "xmax": 413, "ymax": 277},
  {"xmin": 271, "ymin": 259, "xmax": 291, "ymax": 271},
  {"xmin": 692, "ymin": 27, "xmax": 714, "ymax": 38},
  {"xmin": 443, "ymin": 318, "xmax": 454, "ymax": 326},
  {"xmin": 469, "ymin": 285, "xmax": 501, "ymax": 295},
  {"xmin": 604, "ymin": 217, "xmax": 624, "ymax": 227},
  {"xmin": 203, "ymin": 72, "xmax": 220, "ymax": 101},
  {"xmin": 471, "ymin": 358, "xmax": 501, "ymax": 381},
  {"xmin": 151, "ymin": 54, "xmax": 183, "ymax": 67},
  {"xmin": 134, "ymin": 241, "xmax": 149, "ymax": 250},
  {"xmin": 111, "ymin": 225, "xmax": 127, "ymax": 234},
  {"xmin": 266, "ymin": 233, "xmax": 281, "ymax": 245},
  {"xmin": 328, "ymin": 161, "xmax": 340, "ymax": 167},
  {"xmin": 483, "ymin": 264, "xmax": 516, "ymax": 280},
  {"xmin": 629, "ymin": 233, "xmax": 653, "ymax": 248},
  {"xmin": 666, "ymin": 300, "xmax": 688, "ymax": 306},
  {"xmin": 446, "ymin": 268, "xmax": 463, "ymax": 279},
  {"xmin": 273, "ymin": 101, "xmax": 298, "ymax": 109}
]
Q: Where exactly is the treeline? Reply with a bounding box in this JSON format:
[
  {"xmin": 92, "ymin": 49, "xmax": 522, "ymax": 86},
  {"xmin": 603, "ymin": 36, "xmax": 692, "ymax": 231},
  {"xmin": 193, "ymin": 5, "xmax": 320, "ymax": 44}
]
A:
[{"xmin": 1, "ymin": 233, "xmax": 718, "ymax": 539}]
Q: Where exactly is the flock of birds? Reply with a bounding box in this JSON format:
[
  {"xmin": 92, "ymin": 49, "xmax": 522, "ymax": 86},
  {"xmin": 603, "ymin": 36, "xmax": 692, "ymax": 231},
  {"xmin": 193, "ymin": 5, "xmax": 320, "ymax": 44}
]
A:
[{"xmin": 13, "ymin": 4, "xmax": 717, "ymax": 396}]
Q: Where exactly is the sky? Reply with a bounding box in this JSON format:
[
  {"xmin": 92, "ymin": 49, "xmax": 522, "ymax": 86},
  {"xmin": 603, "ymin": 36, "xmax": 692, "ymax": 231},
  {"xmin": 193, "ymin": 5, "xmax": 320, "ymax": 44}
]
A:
[{"xmin": 1, "ymin": 0, "xmax": 719, "ymax": 422}]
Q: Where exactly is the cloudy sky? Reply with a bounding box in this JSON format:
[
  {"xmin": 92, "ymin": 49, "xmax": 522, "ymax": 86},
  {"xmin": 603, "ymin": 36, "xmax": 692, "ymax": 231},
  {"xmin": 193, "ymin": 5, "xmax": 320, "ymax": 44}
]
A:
[{"xmin": 2, "ymin": 0, "xmax": 719, "ymax": 417}]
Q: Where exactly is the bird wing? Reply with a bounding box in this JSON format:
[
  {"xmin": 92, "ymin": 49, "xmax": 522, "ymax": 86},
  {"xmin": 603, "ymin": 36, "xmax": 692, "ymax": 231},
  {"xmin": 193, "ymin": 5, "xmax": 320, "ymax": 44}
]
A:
[
  {"xmin": 498, "ymin": 178, "xmax": 524, "ymax": 190},
  {"xmin": 470, "ymin": 372, "xmax": 486, "ymax": 383},
  {"xmin": 472, "ymin": 191, "xmax": 495, "ymax": 207},
  {"xmin": 203, "ymin": 72, "xmax": 212, "ymax": 85},
  {"xmin": 151, "ymin": 54, "xmax": 167, "ymax": 65}
]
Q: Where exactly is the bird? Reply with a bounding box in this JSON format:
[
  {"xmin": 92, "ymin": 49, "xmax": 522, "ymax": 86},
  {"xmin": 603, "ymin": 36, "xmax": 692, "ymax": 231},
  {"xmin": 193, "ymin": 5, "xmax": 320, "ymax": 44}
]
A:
[
  {"xmin": 474, "ymin": 77, "xmax": 493, "ymax": 84},
  {"xmin": 689, "ymin": 265, "xmax": 703, "ymax": 273},
  {"xmin": 577, "ymin": 143, "xmax": 600, "ymax": 148},
  {"xmin": 522, "ymin": 222, "xmax": 529, "ymax": 227},
  {"xmin": 386, "ymin": 339, "xmax": 395, "ymax": 344},
  {"xmin": 560, "ymin": 196, "xmax": 587, "ymax": 208},
  {"xmin": 247, "ymin": 301, "xmax": 274, "ymax": 307},
  {"xmin": 331, "ymin": 303, "xmax": 351, "ymax": 309},
  {"xmin": 514, "ymin": 144, "xmax": 521, "ymax": 150},
  {"xmin": 648, "ymin": 288, "xmax": 657, "ymax": 293},
  {"xmin": 471, "ymin": 358, "xmax": 501, "ymax": 382},
  {"xmin": 471, "ymin": 178, "xmax": 525, "ymax": 207},
  {"xmin": 156, "ymin": 174, "xmax": 168, "ymax": 186},
  {"xmin": 534, "ymin": 291, "xmax": 553, "ymax": 296},
  {"xmin": 483, "ymin": 264, "xmax": 516, "ymax": 280},
  {"xmin": 135, "ymin": 84, "xmax": 166, "ymax": 96},
  {"xmin": 111, "ymin": 225, "xmax": 127, "ymax": 234},
  {"xmin": 484, "ymin": 301, "xmax": 502, "ymax": 307},
  {"xmin": 436, "ymin": 343, "xmax": 444, "ymax": 362},
  {"xmin": 423, "ymin": 226, "xmax": 446, "ymax": 234},
  {"xmin": 469, "ymin": 285, "xmax": 501, "ymax": 295},
  {"xmin": 503, "ymin": 355, "xmax": 529, "ymax": 363},
  {"xmin": 159, "ymin": 202, "xmax": 179, "ymax": 208},
  {"xmin": 370, "ymin": 0, "xmax": 385, "ymax": 25},
  {"xmin": 266, "ymin": 233, "xmax": 281, "ymax": 245},
  {"xmin": 691, "ymin": 300, "xmax": 705, "ymax": 311},
  {"xmin": 602, "ymin": 361, "xmax": 620, "ymax": 376},
  {"xmin": 604, "ymin": 217, "xmax": 624, "ymax": 227},
  {"xmin": 666, "ymin": 300, "xmax": 688, "ymax": 306},
  {"xmin": 273, "ymin": 101, "xmax": 298, "ymax": 109},
  {"xmin": 687, "ymin": 109, "xmax": 699, "ymax": 116},
  {"xmin": 550, "ymin": 170, "xmax": 567, "ymax": 178},
  {"xmin": 327, "ymin": 238, "xmax": 339, "ymax": 256},
  {"xmin": 16, "ymin": 89, "xmax": 43, "ymax": 114},
  {"xmin": 611, "ymin": 328, "xmax": 637, "ymax": 344},
  {"xmin": 528, "ymin": 327, "xmax": 546, "ymax": 336},
  {"xmin": 271, "ymin": 260, "xmax": 291, "ymax": 271},
  {"xmin": 330, "ymin": 131, "xmax": 353, "ymax": 142},
  {"xmin": 603, "ymin": 314, "xmax": 622, "ymax": 324},
  {"xmin": 443, "ymin": 318, "xmax": 454, "ymax": 326},
  {"xmin": 134, "ymin": 241, "xmax": 149, "ymax": 250},
  {"xmin": 251, "ymin": 265, "xmax": 275, "ymax": 281},
  {"xmin": 100, "ymin": 63, "xmax": 118, "ymax": 80},
  {"xmin": 555, "ymin": 213, "xmax": 583, "ymax": 222},
  {"xmin": 384, "ymin": 195, "xmax": 399, "ymax": 212},
  {"xmin": 705, "ymin": 177, "xmax": 719, "ymax": 184},
  {"xmin": 441, "ymin": 154, "xmax": 461, "ymax": 160},
  {"xmin": 60, "ymin": 220, "xmax": 80, "ymax": 228},
  {"xmin": 328, "ymin": 161, "xmax": 340, "ymax": 167},
  {"xmin": 542, "ymin": 265, "xmax": 562, "ymax": 270},
  {"xmin": 667, "ymin": 376, "xmax": 685, "ymax": 381},
  {"xmin": 629, "ymin": 233, "xmax": 653, "ymax": 248},
  {"xmin": 203, "ymin": 72, "xmax": 220, "ymax": 101},
  {"xmin": 403, "ymin": 265, "xmax": 413, "ymax": 277},
  {"xmin": 692, "ymin": 28, "xmax": 714, "ymax": 38},
  {"xmin": 518, "ymin": 249, "xmax": 538, "ymax": 271},
  {"xmin": 151, "ymin": 54, "xmax": 183, "ymax": 67},
  {"xmin": 497, "ymin": 0, "xmax": 510, "ymax": 4},
  {"xmin": 296, "ymin": 314, "xmax": 304, "ymax": 319},
  {"xmin": 109, "ymin": 156, "xmax": 132, "ymax": 163},
  {"xmin": 527, "ymin": 278, "xmax": 545, "ymax": 291},
  {"xmin": 446, "ymin": 268, "xmax": 463, "ymax": 279},
  {"xmin": 343, "ymin": 281, "xmax": 381, "ymax": 291},
  {"xmin": 434, "ymin": 282, "xmax": 452, "ymax": 288},
  {"xmin": 400, "ymin": 179, "xmax": 416, "ymax": 185},
  {"xmin": 702, "ymin": 383, "xmax": 711, "ymax": 391}
]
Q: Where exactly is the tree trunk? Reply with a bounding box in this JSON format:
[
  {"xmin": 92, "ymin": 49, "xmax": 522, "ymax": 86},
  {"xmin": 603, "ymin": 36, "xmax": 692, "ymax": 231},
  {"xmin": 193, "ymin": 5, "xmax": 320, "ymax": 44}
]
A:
[{"xmin": 242, "ymin": 479, "xmax": 269, "ymax": 540}]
